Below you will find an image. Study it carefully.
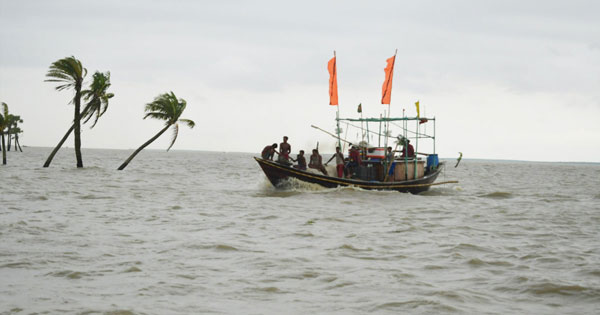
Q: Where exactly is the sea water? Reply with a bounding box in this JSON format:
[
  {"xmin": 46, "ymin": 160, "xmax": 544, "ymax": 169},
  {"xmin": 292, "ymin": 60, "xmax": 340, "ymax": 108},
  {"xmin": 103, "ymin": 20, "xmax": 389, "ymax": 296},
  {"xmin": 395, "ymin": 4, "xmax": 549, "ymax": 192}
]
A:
[{"xmin": 1, "ymin": 147, "xmax": 599, "ymax": 314}]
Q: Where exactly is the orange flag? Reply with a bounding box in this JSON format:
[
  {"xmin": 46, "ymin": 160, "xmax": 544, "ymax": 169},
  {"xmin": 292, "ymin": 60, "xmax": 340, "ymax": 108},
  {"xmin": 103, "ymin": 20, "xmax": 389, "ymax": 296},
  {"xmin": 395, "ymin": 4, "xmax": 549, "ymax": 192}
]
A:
[
  {"xmin": 328, "ymin": 56, "xmax": 338, "ymax": 105},
  {"xmin": 381, "ymin": 55, "xmax": 396, "ymax": 105}
]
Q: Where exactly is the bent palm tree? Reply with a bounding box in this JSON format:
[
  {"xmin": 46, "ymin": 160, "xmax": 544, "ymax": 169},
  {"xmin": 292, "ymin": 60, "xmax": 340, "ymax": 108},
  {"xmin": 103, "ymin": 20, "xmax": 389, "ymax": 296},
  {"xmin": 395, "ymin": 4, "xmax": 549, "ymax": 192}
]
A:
[
  {"xmin": 45, "ymin": 56, "xmax": 87, "ymax": 168},
  {"xmin": 43, "ymin": 70, "xmax": 113, "ymax": 167},
  {"xmin": 118, "ymin": 92, "xmax": 195, "ymax": 170},
  {"xmin": 0, "ymin": 103, "xmax": 9, "ymax": 165}
]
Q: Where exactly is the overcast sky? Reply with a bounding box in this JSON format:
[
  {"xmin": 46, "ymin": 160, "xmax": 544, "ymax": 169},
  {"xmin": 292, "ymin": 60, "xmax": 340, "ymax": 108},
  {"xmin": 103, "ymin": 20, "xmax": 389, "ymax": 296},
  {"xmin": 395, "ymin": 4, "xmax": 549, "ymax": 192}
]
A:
[{"xmin": 1, "ymin": 0, "xmax": 599, "ymax": 162}]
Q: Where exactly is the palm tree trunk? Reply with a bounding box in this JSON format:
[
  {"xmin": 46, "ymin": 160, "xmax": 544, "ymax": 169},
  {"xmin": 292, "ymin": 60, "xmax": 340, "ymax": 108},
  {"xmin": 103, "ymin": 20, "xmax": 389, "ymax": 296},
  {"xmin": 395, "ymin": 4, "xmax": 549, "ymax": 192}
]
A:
[
  {"xmin": 16, "ymin": 135, "xmax": 22, "ymax": 152},
  {"xmin": 43, "ymin": 124, "xmax": 75, "ymax": 167},
  {"xmin": 74, "ymin": 86, "xmax": 83, "ymax": 168},
  {"xmin": 118, "ymin": 124, "xmax": 171, "ymax": 170},
  {"xmin": 7, "ymin": 130, "xmax": 11, "ymax": 151},
  {"xmin": 1, "ymin": 133, "xmax": 6, "ymax": 165}
]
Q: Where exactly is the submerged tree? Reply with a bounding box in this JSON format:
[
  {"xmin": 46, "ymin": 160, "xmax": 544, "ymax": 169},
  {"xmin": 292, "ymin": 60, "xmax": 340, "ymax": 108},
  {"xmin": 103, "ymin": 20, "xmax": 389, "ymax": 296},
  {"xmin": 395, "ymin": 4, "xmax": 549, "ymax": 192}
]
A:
[
  {"xmin": 0, "ymin": 103, "xmax": 9, "ymax": 164},
  {"xmin": 44, "ymin": 56, "xmax": 87, "ymax": 168},
  {"xmin": 7, "ymin": 114, "xmax": 23, "ymax": 152},
  {"xmin": 10, "ymin": 125, "xmax": 24, "ymax": 152},
  {"xmin": 118, "ymin": 92, "xmax": 195, "ymax": 170},
  {"xmin": 43, "ymin": 69, "xmax": 113, "ymax": 167}
]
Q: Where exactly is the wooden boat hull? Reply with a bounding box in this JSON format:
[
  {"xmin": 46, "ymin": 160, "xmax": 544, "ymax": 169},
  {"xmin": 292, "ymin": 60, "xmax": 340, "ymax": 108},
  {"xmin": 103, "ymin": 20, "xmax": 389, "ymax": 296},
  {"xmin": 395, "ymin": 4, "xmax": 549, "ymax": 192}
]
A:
[{"xmin": 255, "ymin": 157, "xmax": 445, "ymax": 194}]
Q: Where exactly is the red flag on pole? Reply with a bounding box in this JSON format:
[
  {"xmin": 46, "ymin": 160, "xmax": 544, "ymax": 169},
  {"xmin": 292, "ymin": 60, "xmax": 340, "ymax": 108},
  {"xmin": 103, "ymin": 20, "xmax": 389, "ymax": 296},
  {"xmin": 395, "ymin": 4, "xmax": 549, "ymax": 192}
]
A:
[
  {"xmin": 328, "ymin": 55, "xmax": 338, "ymax": 105},
  {"xmin": 381, "ymin": 54, "xmax": 396, "ymax": 105}
]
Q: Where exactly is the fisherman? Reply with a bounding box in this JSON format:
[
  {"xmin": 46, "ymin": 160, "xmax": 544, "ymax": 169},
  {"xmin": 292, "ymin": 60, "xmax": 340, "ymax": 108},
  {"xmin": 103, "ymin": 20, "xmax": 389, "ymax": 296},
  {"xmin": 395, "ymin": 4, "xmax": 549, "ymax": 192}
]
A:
[
  {"xmin": 386, "ymin": 146, "xmax": 396, "ymax": 176},
  {"xmin": 293, "ymin": 150, "xmax": 307, "ymax": 170},
  {"xmin": 400, "ymin": 139, "xmax": 415, "ymax": 158},
  {"xmin": 261, "ymin": 143, "xmax": 278, "ymax": 160},
  {"xmin": 308, "ymin": 149, "xmax": 328, "ymax": 175},
  {"xmin": 385, "ymin": 146, "xmax": 395, "ymax": 163},
  {"xmin": 325, "ymin": 146, "xmax": 345, "ymax": 178},
  {"xmin": 277, "ymin": 136, "xmax": 292, "ymax": 165},
  {"xmin": 346, "ymin": 145, "xmax": 362, "ymax": 177}
]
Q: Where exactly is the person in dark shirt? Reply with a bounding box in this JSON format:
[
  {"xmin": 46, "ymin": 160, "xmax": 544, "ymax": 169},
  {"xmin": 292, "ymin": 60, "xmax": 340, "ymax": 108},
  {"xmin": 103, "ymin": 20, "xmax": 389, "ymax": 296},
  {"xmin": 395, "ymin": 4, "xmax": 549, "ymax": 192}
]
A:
[
  {"xmin": 400, "ymin": 140, "xmax": 415, "ymax": 158},
  {"xmin": 345, "ymin": 145, "xmax": 362, "ymax": 177},
  {"xmin": 261, "ymin": 143, "xmax": 278, "ymax": 160},
  {"xmin": 293, "ymin": 150, "xmax": 307, "ymax": 170}
]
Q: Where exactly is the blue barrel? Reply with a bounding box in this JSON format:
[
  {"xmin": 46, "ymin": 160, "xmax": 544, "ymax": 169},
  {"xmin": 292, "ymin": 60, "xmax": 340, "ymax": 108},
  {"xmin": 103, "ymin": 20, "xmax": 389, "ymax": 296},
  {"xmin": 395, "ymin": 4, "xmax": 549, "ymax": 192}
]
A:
[{"xmin": 427, "ymin": 154, "xmax": 439, "ymax": 170}]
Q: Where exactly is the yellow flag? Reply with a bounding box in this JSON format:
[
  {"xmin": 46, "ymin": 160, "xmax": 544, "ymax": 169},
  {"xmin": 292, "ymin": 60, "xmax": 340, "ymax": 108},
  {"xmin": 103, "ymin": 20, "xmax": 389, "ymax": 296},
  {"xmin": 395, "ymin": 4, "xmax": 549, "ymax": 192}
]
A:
[{"xmin": 415, "ymin": 100, "xmax": 420, "ymax": 117}]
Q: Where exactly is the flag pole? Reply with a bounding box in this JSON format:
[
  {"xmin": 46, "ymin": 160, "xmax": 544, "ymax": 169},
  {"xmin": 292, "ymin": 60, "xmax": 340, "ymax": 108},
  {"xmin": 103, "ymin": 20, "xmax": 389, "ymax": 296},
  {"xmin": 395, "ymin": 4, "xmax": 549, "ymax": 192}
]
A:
[
  {"xmin": 360, "ymin": 103, "xmax": 364, "ymax": 143},
  {"xmin": 384, "ymin": 49, "xmax": 397, "ymax": 151},
  {"xmin": 333, "ymin": 50, "xmax": 342, "ymax": 150}
]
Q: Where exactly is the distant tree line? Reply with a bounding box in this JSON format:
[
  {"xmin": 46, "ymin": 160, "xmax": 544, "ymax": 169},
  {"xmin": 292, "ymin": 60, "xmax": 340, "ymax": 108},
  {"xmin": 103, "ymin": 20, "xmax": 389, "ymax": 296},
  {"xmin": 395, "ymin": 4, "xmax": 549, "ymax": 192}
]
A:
[{"xmin": 0, "ymin": 102, "xmax": 24, "ymax": 165}]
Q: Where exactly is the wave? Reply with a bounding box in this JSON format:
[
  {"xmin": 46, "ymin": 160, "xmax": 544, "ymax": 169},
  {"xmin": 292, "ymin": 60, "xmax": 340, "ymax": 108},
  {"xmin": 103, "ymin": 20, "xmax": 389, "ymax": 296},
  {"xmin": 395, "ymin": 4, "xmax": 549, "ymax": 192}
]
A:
[
  {"xmin": 467, "ymin": 258, "xmax": 513, "ymax": 267},
  {"xmin": 524, "ymin": 282, "xmax": 597, "ymax": 297},
  {"xmin": 47, "ymin": 270, "xmax": 89, "ymax": 279},
  {"xmin": 253, "ymin": 286, "xmax": 285, "ymax": 294},
  {"xmin": 1, "ymin": 261, "xmax": 32, "ymax": 268},
  {"xmin": 123, "ymin": 266, "xmax": 142, "ymax": 273},
  {"xmin": 478, "ymin": 191, "xmax": 513, "ymax": 199},
  {"xmin": 337, "ymin": 244, "xmax": 373, "ymax": 252},
  {"xmin": 371, "ymin": 299, "xmax": 459, "ymax": 312}
]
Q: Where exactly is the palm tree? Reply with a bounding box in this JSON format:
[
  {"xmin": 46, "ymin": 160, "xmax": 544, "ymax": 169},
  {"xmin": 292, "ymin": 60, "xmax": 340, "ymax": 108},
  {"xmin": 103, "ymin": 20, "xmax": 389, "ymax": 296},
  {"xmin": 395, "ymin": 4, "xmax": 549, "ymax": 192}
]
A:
[
  {"xmin": 45, "ymin": 56, "xmax": 87, "ymax": 168},
  {"xmin": 118, "ymin": 92, "xmax": 195, "ymax": 170},
  {"xmin": 43, "ymin": 70, "xmax": 113, "ymax": 167},
  {"xmin": 0, "ymin": 102, "xmax": 9, "ymax": 165},
  {"xmin": 81, "ymin": 71, "xmax": 114, "ymax": 128},
  {"xmin": 10, "ymin": 125, "xmax": 24, "ymax": 152},
  {"xmin": 7, "ymin": 114, "xmax": 23, "ymax": 152}
]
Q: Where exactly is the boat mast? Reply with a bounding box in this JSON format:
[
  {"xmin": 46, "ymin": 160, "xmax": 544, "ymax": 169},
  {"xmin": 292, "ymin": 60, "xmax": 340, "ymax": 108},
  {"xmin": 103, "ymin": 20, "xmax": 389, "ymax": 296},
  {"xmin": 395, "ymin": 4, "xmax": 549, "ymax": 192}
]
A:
[
  {"xmin": 378, "ymin": 114, "xmax": 382, "ymax": 147},
  {"xmin": 336, "ymin": 108, "xmax": 341, "ymax": 149},
  {"xmin": 414, "ymin": 114, "xmax": 419, "ymax": 179},
  {"xmin": 360, "ymin": 104, "xmax": 364, "ymax": 143},
  {"xmin": 433, "ymin": 116, "xmax": 436, "ymax": 154},
  {"xmin": 330, "ymin": 50, "xmax": 342, "ymax": 150},
  {"xmin": 382, "ymin": 49, "xmax": 397, "ymax": 150}
]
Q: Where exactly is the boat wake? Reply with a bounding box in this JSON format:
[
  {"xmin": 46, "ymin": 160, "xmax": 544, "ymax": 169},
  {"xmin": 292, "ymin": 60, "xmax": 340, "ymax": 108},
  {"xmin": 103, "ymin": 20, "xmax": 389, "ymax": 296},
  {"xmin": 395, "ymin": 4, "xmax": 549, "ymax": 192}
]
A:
[{"xmin": 257, "ymin": 177, "xmax": 410, "ymax": 196}]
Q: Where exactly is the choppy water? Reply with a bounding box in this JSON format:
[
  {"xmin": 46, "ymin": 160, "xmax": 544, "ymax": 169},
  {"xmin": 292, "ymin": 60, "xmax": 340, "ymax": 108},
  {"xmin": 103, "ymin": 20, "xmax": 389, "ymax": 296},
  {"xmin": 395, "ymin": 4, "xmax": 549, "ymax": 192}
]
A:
[{"xmin": 1, "ymin": 147, "xmax": 599, "ymax": 314}]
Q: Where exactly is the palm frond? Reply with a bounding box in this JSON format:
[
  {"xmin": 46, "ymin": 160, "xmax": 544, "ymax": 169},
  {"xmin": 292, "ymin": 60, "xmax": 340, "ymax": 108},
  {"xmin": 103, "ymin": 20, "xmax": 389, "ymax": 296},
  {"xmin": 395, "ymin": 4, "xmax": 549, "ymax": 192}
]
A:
[
  {"xmin": 178, "ymin": 118, "xmax": 195, "ymax": 128},
  {"xmin": 143, "ymin": 112, "xmax": 171, "ymax": 121},
  {"xmin": 144, "ymin": 91, "xmax": 184, "ymax": 124},
  {"xmin": 81, "ymin": 71, "xmax": 112, "ymax": 128},
  {"xmin": 0, "ymin": 102, "xmax": 9, "ymax": 130},
  {"xmin": 142, "ymin": 91, "xmax": 192, "ymax": 150},
  {"xmin": 45, "ymin": 56, "xmax": 87, "ymax": 104},
  {"xmin": 1, "ymin": 102, "xmax": 8, "ymax": 118},
  {"xmin": 167, "ymin": 123, "xmax": 179, "ymax": 151}
]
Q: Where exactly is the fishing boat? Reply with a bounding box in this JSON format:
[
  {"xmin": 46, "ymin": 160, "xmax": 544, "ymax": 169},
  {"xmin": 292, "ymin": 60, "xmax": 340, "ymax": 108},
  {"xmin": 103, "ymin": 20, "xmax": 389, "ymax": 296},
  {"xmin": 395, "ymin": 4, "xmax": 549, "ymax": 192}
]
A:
[{"xmin": 255, "ymin": 51, "xmax": 457, "ymax": 193}]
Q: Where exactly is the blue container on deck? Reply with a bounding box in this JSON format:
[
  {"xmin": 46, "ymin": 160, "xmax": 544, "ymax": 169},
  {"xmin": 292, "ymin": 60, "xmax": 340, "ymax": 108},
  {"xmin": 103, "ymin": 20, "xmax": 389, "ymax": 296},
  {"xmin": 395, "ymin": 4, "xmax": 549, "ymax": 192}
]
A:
[{"xmin": 427, "ymin": 154, "xmax": 439, "ymax": 171}]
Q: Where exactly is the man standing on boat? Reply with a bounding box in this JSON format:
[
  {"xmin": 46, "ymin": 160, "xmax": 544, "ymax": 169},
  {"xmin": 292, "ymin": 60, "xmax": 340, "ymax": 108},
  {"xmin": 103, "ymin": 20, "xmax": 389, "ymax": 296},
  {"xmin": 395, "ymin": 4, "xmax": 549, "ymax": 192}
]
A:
[
  {"xmin": 277, "ymin": 136, "xmax": 292, "ymax": 165},
  {"xmin": 386, "ymin": 146, "xmax": 395, "ymax": 163},
  {"xmin": 261, "ymin": 143, "xmax": 278, "ymax": 160},
  {"xmin": 346, "ymin": 145, "xmax": 362, "ymax": 178},
  {"xmin": 325, "ymin": 146, "xmax": 345, "ymax": 178}
]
